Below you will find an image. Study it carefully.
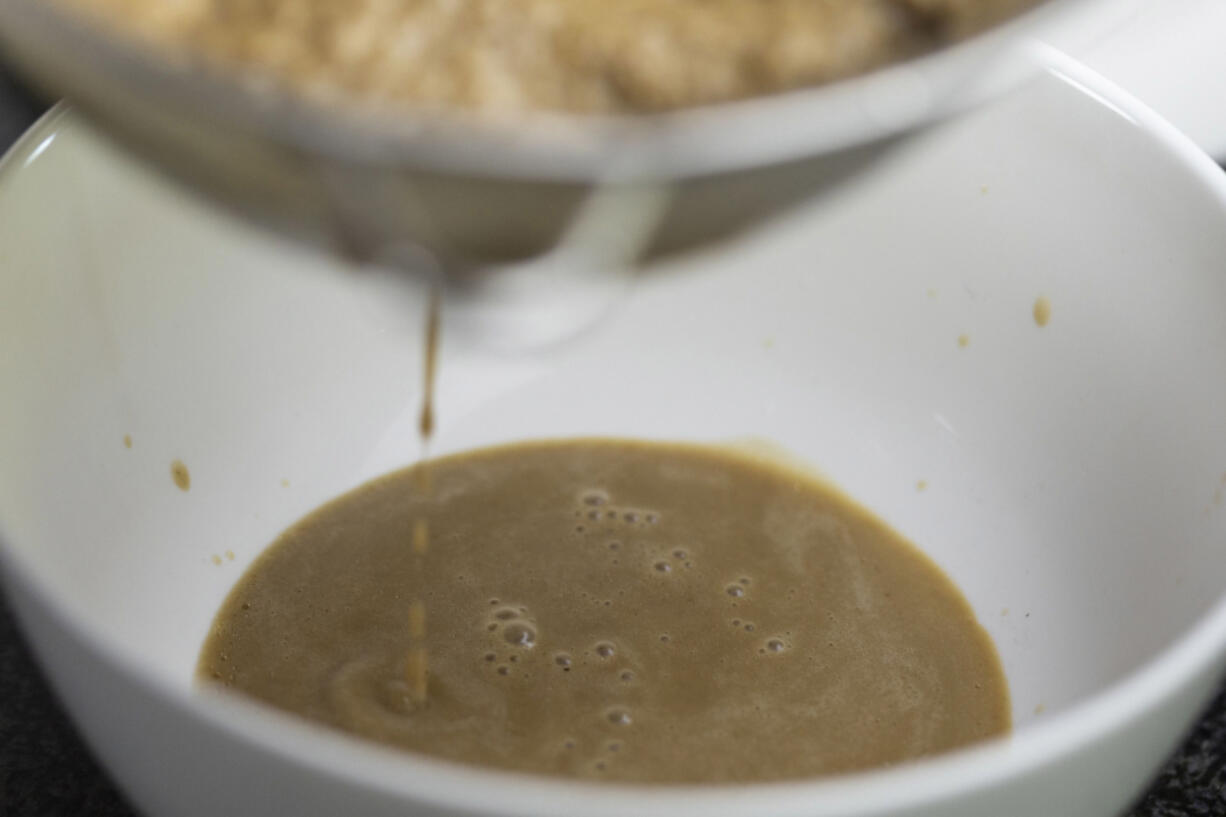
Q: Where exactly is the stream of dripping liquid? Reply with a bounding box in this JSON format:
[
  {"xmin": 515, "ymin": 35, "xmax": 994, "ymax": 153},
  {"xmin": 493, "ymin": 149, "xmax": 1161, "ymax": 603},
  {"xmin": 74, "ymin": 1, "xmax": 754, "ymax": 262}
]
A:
[{"xmin": 405, "ymin": 285, "xmax": 441, "ymax": 705}]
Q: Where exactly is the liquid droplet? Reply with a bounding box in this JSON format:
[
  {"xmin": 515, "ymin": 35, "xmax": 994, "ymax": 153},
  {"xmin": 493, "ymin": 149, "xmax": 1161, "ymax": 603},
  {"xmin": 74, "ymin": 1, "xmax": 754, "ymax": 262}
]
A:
[
  {"xmin": 171, "ymin": 460, "xmax": 191, "ymax": 492},
  {"xmin": 1034, "ymin": 295, "xmax": 1052, "ymax": 327}
]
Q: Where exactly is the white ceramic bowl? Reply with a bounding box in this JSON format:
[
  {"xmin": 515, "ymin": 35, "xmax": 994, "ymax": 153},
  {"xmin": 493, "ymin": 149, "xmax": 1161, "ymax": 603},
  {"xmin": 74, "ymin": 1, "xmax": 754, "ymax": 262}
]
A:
[{"xmin": 4, "ymin": 57, "xmax": 1226, "ymax": 817}]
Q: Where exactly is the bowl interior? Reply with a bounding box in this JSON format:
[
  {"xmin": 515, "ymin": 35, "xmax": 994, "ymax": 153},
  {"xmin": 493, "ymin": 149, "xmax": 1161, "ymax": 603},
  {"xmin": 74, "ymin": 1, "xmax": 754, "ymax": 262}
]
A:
[{"xmin": 3, "ymin": 63, "xmax": 1226, "ymax": 765}]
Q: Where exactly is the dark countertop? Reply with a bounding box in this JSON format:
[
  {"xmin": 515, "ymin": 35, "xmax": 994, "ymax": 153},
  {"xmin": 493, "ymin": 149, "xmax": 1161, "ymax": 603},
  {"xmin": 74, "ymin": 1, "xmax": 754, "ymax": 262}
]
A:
[{"xmin": 1, "ymin": 65, "xmax": 1225, "ymax": 817}]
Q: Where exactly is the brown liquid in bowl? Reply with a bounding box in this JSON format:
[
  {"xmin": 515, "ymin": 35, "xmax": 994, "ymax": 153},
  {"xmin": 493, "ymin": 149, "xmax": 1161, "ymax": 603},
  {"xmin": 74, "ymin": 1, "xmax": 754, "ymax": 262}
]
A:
[{"xmin": 198, "ymin": 438, "xmax": 1008, "ymax": 782}]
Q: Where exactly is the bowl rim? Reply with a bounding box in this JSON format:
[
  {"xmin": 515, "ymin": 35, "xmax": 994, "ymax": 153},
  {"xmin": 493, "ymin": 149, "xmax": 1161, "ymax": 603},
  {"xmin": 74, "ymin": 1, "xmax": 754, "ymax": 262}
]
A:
[
  {"xmin": 0, "ymin": 0, "xmax": 1124, "ymax": 181},
  {"xmin": 3, "ymin": 53, "xmax": 1226, "ymax": 817}
]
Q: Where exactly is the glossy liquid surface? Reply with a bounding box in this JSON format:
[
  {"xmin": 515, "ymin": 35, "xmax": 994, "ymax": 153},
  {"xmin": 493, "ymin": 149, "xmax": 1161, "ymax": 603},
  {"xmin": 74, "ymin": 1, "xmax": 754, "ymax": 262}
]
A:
[{"xmin": 199, "ymin": 439, "xmax": 1008, "ymax": 782}]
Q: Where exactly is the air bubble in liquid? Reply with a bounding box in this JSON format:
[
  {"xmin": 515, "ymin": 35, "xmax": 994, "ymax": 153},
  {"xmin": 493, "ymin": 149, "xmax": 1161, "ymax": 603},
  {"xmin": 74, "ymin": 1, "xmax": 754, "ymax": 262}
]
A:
[
  {"xmin": 555, "ymin": 653, "xmax": 572, "ymax": 668},
  {"xmin": 606, "ymin": 708, "xmax": 632, "ymax": 726},
  {"xmin": 583, "ymin": 491, "xmax": 608, "ymax": 507},
  {"xmin": 595, "ymin": 642, "xmax": 615, "ymax": 658},
  {"xmin": 493, "ymin": 607, "xmax": 519, "ymax": 621},
  {"xmin": 504, "ymin": 623, "xmax": 537, "ymax": 647},
  {"xmin": 654, "ymin": 561, "xmax": 671, "ymax": 573},
  {"xmin": 766, "ymin": 638, "xmax": 786, "ymax": 653},
  {"xmin": 726, "ymin": 584, "xmax": 745, "ymax": 598}
]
